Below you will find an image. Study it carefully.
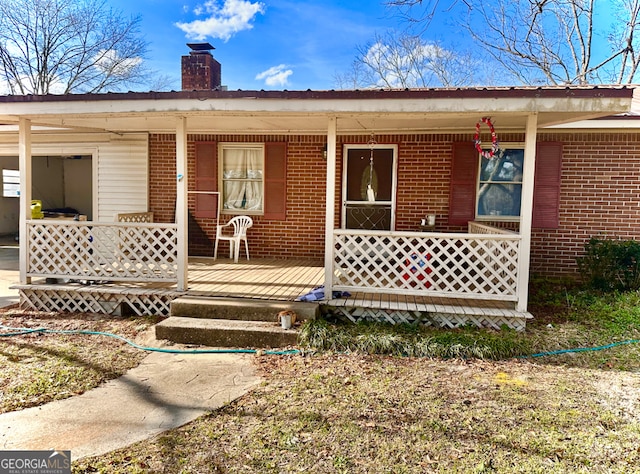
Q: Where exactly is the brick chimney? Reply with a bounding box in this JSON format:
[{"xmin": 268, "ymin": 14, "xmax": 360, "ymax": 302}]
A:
[{"xmin": 181, "ymin": 43, "xmax": 221, "ymax": 91}]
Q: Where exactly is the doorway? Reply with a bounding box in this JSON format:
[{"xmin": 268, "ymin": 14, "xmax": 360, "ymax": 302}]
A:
[
  {"xmin": 342, "ymin": 144, "xmax": 397, "ymax": 230},
  {"xmin": 32, "ymin": 155, "xmax": 93, "ymax": 219}
]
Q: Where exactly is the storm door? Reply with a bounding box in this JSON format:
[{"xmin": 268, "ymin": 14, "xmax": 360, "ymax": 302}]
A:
[{"xmin": 342, "ymin": 144, "xmax": 397, "ymax": 230}]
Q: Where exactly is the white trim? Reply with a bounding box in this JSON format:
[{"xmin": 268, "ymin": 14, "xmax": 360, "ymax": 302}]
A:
[
  {"xmin": 324, "ymin": 117, "xmax": 337, "ymax": 299},
  {"xmin": 474, "ymin": 142, "xmax": 525, "ymax": 222},
  {"xmin": 176, "ymin": 117, "xmax": 188, "ymax": 291},
  {"xmin": 516, "ymin": 113, "xmax": 538, "ymax": 312},
  {"xmin": 0, "ymin": 145, "xmax": 98, "ymax": 155},
  {"xmin": 18, "ymin": 118, "xmax": 31, "ymax": 284},
  {"xmin": 217, "ymin": 142, "xmax": 265, "ymax": 215},
  {"xmin": 91, "ymin": 151, "xmax": 98, "ymax": 221},
  {"xmin": 341, "ymin": 143, "xmax": 398, "ymax": 230},
  {"xmin": 1, "ymin": 96, "xmax": 630, "ymax": 116},
  {"xmin": 1, "ymin": 93, "xmax": 630, "ymax": 136},
  {"xmin": 544, "ymin": 118, "xmax": 640, "ymax": 129}
]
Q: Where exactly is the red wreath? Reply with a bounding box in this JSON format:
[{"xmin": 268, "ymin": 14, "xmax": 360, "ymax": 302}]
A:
[{"xmin": 474, "ymin": 117, "xmax": 500, "ymax": 159}]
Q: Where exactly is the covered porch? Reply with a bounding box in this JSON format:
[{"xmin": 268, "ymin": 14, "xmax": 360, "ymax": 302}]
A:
[
  {"xmin": 15, "ymin": 243, "xmax": 529, "ymax": 330},
  {"xmin": 2, "ymin": 86, "xmax": 634, "ymax": 331},
  {"xmin": 14, "ymin": 216, "xmax": 530, "ymax": 329}
]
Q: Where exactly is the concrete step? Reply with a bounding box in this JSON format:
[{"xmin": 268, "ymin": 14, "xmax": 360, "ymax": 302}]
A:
[
  {"xmin": 170, "ymin": 296, "xmax": 319, "ymax": 322},
  {"xmin": 155, "ymin": 316, "xmax": 299, "ymax": 349}
]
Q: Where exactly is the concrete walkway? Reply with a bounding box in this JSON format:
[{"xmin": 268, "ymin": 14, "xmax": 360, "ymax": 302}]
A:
[
  {"xmin": 0, "ymin": 242, "xmax": 262, "ymax": 460},
  {"xmin": 0, "ymin": 347, "xmax": 261, "ymax": 459}
]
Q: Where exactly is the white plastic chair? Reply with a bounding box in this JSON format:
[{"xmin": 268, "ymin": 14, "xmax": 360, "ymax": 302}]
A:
[{"xmin": 214, "ymin": 215, "xmax": 253, "ymax": 263}]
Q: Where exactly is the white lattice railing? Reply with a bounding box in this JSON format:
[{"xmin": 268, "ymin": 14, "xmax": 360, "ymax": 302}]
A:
[
  {"xmin": 468, "ymin": 221, "xmax": 519, "ymax": 235},
  {"xmin": 332, "ymin": 229, "xmax": 521, "ymax": 301},
  {"xmin": 27, "ymin": 220, "xmax": 178, "ymax": 282}
]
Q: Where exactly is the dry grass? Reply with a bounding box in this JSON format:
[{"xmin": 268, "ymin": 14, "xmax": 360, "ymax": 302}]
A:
[
  {"xmin": 74, "ymin": 354, "xmax": 640, "ymax": 473},
  {"xmin": 3, "ymin": 279, "xmax": 640, "ymax": 473},
  {"xmin": 0, "ymin": 307, "xmax": 159, "ymax": 413}
]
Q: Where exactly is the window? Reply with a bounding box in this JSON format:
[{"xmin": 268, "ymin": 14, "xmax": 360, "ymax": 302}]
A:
[
  {"xmin": 219, "ymin": 143, "xmax": 264, "ymax": 213},
  {"xmin": 476, "ymin": 147, "xmax": 524, "ymax": 219},
  {"xmin": 195, "ymin": 141, "xmax": 287, "ymax": 220},
  {"xmin": 449, "ymin": 141, "xmax": 562, "ymax": 228},
  {"xmin": 2, "ymin": 169, "xmax": 19, "ymax": 198}
]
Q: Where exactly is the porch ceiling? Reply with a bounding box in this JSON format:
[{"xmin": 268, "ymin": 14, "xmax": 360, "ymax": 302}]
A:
[
  {"xmin": 3, "ymin": 111, "xmax": 607, "ymax": 135},
  {"xmin": 0, "ymin": 86, "xmax": 634, "ymax": 135}
]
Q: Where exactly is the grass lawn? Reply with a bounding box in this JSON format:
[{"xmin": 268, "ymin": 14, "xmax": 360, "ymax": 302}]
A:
[
  {"xmin": 1, "ymin": 279, "xmax": 640, "ymax": 473},
  {"xmin": 0, "ymin": 309, "xmax": 159, "ymax": 413},
  {"xmin": 76, "ymin": 355, "xmax": 640, "ymax": 473}
]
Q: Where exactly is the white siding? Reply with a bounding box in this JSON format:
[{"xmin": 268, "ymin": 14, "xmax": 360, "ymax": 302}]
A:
[{"xmin": 97, "ymin": 134, "xmax": 149, "ymax": 222}]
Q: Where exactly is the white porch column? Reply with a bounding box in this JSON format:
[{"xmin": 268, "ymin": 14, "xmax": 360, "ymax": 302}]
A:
[
  {"xmin": 18, "ymin": 118, "xmax": 32, "ymax": 284},
  {"xmin": 516, "ymin": 113, "xmax": 538, "ymax": 311},
  {"xmin": 176, "ymin": 117, "xmax": 188, "ymax": 291},
  {"xmin": 323, "ymin": 117, "xmax": 337, "ymax": 298}
]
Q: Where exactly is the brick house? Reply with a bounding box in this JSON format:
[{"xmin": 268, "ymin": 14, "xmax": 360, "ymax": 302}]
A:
[{"xmin": 0, "ymin": 44, "xmax": 636, "ymax": 330}]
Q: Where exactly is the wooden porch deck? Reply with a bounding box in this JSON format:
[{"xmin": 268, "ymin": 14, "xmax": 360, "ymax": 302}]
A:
[
  {"xmin": 189, "ymin": 258, "xmax": 531, "ymax": 330},
  {"xmin": 188, "ymin": 260, "xmax": 521, "ymax": 311},
  {"xmin": 16, "ymin": 257, "xmax": 532, "ymax": 330},
  {"xmin": 186, "ymin": 257, "xmax": 325, "ymax": 301}
]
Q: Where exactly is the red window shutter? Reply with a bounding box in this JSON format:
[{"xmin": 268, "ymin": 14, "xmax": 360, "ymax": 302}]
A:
[
  {"xmin": 264, "ymin": 142, "xmax": 287, "ymax": 220},
  {"xmin": 194, "ymin": 142, "xmax": 218, "ymax": 219},
  {"xmin": 448, "ymin": 142, "xmax": 478, "ymax": 226},
  {"xmin": 532, "ymin": 142, "xmax": 562, "ymax": 229}
]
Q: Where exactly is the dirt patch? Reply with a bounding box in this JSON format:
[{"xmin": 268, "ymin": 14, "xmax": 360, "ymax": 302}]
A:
[
  {"xmin": 75, "ymin": 353, "xmax": 640, "ymax": 473},
  {"xmin": 0, "ymin": 308, "xmax": 159, "ymax": 413}
]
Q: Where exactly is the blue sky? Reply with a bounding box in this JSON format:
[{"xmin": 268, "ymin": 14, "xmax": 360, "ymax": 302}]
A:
[{"xmin": 108, "ymin": 0, "xmax": 431, "ymax": 91}]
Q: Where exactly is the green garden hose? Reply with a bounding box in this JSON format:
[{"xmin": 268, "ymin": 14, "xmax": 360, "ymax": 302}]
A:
[
  {"xmin": 2, "ymin": 323, "xmax": 638, "ymax": 358},
  {"xmin": 522, "ymin": 339, "xmax": 640, "ymax": 358},
  {"xmin": 0, "ymin": 323, "xmax": 300, "ymax": 355}
]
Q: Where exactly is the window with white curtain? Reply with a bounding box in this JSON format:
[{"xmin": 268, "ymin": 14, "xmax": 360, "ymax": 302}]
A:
[{"xmin": 219, "ymin": 144, "xmax": 264, "ymax": 213}]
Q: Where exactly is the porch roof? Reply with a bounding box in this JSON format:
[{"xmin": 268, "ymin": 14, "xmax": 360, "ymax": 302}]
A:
[{"xmin": 0, "ymin": 85, "xmax": 635, "ymax": 135}]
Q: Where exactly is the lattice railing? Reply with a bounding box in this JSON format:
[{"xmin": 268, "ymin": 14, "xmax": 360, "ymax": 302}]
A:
[
  {"xmin": 27, "ymin": 220, "xmax": 178, "ymax": 282},
  {"xmin": 115, "ymin": 211, "xmax": 154, "ymax": 223},
  {"xmin": 332, "ymin": 230, "xmax": 521, "ymax": 301},
  {"xmin": 468, "ymin": 221, "xmax": 518, "ymax": 235}
]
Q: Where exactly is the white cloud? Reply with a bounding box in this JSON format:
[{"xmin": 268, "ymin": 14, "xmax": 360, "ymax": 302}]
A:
[
  {"xmin": 0, "ymin": 79, "xmax": 11, "ymax": 95},
  {"xmin": 93, "ymin": 49, "xmax": 142, "ymax": 77},
  {"xmin": 176, "ymin": 0, "xmax": 265, "ymax": 42},
  {"xmin": 0, "ymin": 74, "xmax": 65, "ymax": 95},
  {"xmin": 255, "ymin": 65, "xmax": 293, "ymax": 87},
  {"xmin": 364, "ymin": 39, "xmax": 457, "ymax": 88}
]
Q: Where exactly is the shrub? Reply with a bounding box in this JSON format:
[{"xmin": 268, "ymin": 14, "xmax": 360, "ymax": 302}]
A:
[{"xmin": 577, "ymin": 237, "xmax": 640, "ymax": 291}]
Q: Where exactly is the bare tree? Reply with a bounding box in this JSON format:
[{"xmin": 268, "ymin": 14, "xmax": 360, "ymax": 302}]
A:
[
  {"xmin": 335, "ymin": 31, "xmax": 478, "ymax": 89},
  {"xmin": 609, "ymin": 0, "xmax": 640, "ymax": 83},
  {"xmin": 335, "ymin": 61, "xmax": 370, "ymax": 90},
  {"xmin": 385, "ymin": 0, "xmax": 640, "ymax": 85},
  {"xmin": 0, "ymin": 0, "xmax": 157, "ymax": 94}
]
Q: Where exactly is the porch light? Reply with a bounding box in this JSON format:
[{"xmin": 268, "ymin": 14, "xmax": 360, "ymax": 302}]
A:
[{"xmin": 323, "ymin": 144, "xmax": 327, "ymax": 159}]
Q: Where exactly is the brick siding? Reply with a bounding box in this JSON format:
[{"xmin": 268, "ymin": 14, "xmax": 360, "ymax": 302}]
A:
[
  {"xmin": 532, "ymin": 132, "xmax": 640, "ymax": 276},
  {"xmin": 181, "ymin": 53, "xmax": 221, "ymax": 91},
  {"xmin": 148, "ymin": 131, "xmax": 640, "ymax": 277}
]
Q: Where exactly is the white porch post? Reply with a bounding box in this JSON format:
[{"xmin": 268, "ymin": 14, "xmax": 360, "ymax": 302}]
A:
[
  {"xmin": 323, "ymin": 117, "xmax": 337, "ymax": 298},
  {"xmin": 176, "ymin": 117, "xmax": 188, "ymax": 291},
  {"xmin": 516, "ymin": 113, "xmax": 538, "ymax": 311},
  {"xmin": 18, "ymin": 118, "xmax": 32, "ymax": 284}
]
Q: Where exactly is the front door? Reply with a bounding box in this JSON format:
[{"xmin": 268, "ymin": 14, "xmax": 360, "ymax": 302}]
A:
[{"xmin": 342, "ymin": 145, "xmax": 397, "ymax": 230}]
